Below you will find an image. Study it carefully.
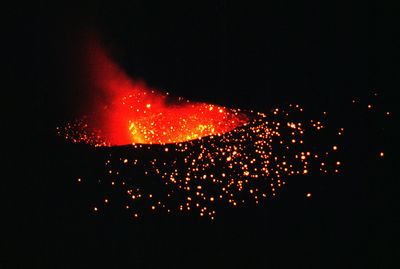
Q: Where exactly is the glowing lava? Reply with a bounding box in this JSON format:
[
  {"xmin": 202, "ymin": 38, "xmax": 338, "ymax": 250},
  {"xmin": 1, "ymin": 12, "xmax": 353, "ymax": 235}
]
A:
[
  {"xmin": 59, "ymin": 38, "xmax": 248, "ymax": 146},
  {"xmin": 59, "ymin": 36, "xmax": 393, "ymax": 220}
]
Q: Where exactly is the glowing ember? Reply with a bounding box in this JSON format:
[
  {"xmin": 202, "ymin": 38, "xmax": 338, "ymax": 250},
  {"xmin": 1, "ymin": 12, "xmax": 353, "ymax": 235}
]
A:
[{"xmin": 57, "ymin": 38, "xmax": 248, "ymax": 146}]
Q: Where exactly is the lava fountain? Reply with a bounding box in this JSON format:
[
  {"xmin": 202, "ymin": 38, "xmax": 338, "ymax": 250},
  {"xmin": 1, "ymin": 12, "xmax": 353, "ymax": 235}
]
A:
[
  {"xmin": 58, "ymin": 37, "xmax": 249, "ymax": 146},
  {"xmin": 56, "ymin": 35, "xmax": 356, "ymax": 219}
]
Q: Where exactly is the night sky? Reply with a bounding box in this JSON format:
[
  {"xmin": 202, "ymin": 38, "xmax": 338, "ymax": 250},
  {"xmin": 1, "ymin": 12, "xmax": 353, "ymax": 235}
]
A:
[{"xmin": 5, "ymin": 1, "xmax": 398, "ymax": 268}]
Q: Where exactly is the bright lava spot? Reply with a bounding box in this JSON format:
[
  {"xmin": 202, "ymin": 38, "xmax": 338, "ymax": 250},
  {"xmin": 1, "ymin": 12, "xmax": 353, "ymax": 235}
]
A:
[{"xmin": 57, "ymin": 39, "xmax": 248, "ymax": 146}]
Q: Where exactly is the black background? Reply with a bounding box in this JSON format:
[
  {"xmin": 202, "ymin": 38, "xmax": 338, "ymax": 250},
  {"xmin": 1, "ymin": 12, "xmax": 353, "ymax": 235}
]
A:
[{"xmin": 5, "ymin": 0, "xmax": 398, "ymax": 268}]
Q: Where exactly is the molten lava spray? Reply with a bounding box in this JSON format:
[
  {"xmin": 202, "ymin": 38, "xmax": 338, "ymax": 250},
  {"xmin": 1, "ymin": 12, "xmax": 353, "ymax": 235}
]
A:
[
  {"xmin": 59, "ymin": 35, "xmax": 386, "ymax": 220},
  {"xmin": 68, "ymin": 37, "xmax": 248, "ymax": 146}
]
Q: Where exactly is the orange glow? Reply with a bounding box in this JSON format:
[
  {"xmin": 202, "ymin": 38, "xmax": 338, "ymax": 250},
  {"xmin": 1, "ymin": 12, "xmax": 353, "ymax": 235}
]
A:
[
  {"xmin": 58, "ymin": 34, "xmax": 366, "ymax": 220},
  {"xmin": 72, "ymin": 98, "xmax": 348, "ymax": 219},
  {"xmin": 61, "ymin": 37, "xmax": 248, "ymax": 146}
]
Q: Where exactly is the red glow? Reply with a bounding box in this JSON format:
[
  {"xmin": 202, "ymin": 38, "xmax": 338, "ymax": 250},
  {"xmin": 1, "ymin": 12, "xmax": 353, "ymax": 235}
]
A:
[{"xmin": 75, "ymin": 36, "xmax": 248, "ymax": 146}]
